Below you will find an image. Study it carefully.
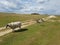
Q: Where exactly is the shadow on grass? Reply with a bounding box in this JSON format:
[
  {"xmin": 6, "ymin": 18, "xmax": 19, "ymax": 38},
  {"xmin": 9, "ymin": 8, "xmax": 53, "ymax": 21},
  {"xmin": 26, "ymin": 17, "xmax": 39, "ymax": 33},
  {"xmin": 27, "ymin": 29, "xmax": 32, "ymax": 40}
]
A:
[{"xmin": 14, "ymin": 28, "xmax": 28, "ymax": 32}]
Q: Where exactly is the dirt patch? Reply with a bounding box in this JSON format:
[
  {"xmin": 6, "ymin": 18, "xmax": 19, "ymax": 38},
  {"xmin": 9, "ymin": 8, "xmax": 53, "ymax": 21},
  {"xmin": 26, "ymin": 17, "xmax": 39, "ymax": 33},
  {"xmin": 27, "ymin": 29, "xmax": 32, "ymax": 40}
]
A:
[{"xmin": 0, "ymin": 20, "xmax": 36, "ymax": 36}]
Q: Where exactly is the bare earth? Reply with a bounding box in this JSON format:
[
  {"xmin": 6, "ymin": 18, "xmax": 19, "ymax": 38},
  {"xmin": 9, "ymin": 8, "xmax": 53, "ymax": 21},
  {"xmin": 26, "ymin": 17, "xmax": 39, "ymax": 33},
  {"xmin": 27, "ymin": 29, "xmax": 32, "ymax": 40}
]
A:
[
  {"xmin": 0, "ymin": 20, "xmax": 36, "ymax": 36},
  {"xmin": 0, "ymin": 19, "xmax": 59, "ymax": 37}
]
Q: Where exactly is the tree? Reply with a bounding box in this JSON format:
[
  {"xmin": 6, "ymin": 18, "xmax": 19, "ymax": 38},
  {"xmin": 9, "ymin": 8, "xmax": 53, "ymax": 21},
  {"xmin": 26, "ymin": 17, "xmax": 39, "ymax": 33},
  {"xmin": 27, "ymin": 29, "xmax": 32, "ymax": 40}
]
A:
[{"xmin": 31, "ymin": 13, "xmax": 40, "ymax": 15}]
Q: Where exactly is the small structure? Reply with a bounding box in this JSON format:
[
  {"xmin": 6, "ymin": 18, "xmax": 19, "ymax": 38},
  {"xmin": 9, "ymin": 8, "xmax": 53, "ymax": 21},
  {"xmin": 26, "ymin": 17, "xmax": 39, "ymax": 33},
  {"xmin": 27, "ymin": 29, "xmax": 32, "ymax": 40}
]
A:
[{"xmin": 6, "ymin": 21, "xmax": 21, "ymax": 31}]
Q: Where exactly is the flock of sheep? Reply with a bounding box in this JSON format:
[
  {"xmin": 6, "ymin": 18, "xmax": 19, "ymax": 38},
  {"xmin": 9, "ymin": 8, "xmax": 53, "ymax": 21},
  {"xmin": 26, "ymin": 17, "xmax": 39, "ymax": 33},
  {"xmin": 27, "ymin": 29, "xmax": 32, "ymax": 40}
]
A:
[
  {"xmin": 6, "ymin": 15, "xmax": 56, "ymax": 31},
  {"xmin": 36, "ymin": 15, "xmax": 56, "ymax": 23}
]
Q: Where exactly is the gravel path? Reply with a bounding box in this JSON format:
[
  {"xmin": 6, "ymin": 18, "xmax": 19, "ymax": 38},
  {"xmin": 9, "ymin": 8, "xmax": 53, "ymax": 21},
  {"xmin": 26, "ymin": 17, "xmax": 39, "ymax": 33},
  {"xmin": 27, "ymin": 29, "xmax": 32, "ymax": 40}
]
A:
[
  {"xmin": 0, "ymin": 19, "xmax": 60, "ymax": 37},
  {"xmin": 0, "ymin": 20, "xmax": 36, "ymax": 36}
]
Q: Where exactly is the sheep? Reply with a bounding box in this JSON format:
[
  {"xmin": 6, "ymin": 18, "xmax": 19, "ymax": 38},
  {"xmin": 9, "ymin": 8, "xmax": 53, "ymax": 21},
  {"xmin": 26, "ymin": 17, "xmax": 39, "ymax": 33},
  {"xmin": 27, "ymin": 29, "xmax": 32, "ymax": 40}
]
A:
[
  {"xmin": 47, "ymin": 15, "xmax": 56, "ymax": 19},
  {"xmin": 36, "ymin": 18, "xmax": 45, "ymax": 23},
  {"xmin": 6, "ymin": 22, "xmax": 21, "ymax": 31}
]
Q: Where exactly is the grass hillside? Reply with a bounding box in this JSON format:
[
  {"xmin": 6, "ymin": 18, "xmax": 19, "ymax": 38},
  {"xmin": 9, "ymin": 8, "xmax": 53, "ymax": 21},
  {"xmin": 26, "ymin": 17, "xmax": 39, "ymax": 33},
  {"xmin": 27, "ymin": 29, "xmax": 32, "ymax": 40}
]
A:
[
  {"xmin": 0, "ymin": 21, "xmax": 60, "ymax": 45},
  {"xmin": 0, "ymin": 13, "xmax": 60, "ymax": 45},
  {"xmin": 0, "ymin": 13, "xmax": 46, "ymax": 27}
]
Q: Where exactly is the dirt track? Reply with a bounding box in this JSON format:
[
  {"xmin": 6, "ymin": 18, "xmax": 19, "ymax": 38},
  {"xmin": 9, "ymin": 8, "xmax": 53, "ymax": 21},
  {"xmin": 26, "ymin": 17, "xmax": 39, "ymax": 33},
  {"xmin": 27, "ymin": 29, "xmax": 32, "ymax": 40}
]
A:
[
  {"xmin": 0, "ymin": 20, "xmax": 36, "ymax": 36},
  {"xmin": 0, "ymin": 19, "xmax": 59, "ymax": 37}
]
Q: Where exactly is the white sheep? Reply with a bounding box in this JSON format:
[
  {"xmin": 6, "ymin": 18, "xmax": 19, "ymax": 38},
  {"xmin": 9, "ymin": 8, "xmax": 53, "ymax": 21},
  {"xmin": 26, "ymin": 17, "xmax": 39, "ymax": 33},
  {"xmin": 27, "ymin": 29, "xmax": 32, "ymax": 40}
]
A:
[
  {"xmin": 6, "ymin": 21, "xmax": 21, "ymax": 30},
  {"xmin": 47, "ymin": 15, "xmax": 56, "ymax": 19}
]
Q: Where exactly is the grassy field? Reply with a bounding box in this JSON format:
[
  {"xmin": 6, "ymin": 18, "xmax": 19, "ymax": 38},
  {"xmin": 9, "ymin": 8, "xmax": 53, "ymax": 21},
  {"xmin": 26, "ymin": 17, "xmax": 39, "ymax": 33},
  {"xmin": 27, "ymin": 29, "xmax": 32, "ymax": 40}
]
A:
[
  {"xmin": 0, "ymin": 13, "xmax": 46, "ymax": 27},
  {"xmin": 0, "ymin": 13, "xmax": 60, "ymax": 45},
  {"xmin": 0, "ymin": 21, "xmax": 60, "ymax": 45}
]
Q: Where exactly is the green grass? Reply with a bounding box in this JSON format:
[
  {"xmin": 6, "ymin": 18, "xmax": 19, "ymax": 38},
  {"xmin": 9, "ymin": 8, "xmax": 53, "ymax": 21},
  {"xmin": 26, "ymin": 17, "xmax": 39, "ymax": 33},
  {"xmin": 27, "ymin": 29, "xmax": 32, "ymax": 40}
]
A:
[
  {"xmin": 0, "ymin": 13, "xmax": 46, "ymax": 27},
  {"xmin": 0, "ymin": 13, "xmax": 60, "ymax": 45},
  {"xmin": 0, "ymin": 21, "xmax": 60, "ymax": 45}
]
